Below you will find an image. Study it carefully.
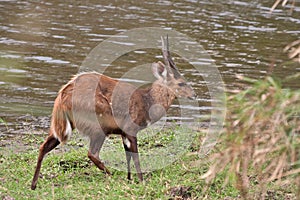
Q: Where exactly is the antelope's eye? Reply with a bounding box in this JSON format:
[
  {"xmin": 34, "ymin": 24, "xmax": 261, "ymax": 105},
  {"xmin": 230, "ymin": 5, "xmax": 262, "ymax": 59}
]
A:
[{"xmin": 178, "ymin": 82, "xmax": 186, "ymax": 86}]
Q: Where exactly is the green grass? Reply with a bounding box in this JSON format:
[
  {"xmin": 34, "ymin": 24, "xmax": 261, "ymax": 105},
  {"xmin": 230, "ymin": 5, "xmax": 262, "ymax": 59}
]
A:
[
  {"xmin": 0, "ymin": 130, "xmax": 241, "ymax": 200},
  {"xmin": 0, "ymin": 117, "xmax": 9, "ymax": 131},
  {"xmin": 1, "ymin": 122, "xmax": 298, "ymax": 200}
]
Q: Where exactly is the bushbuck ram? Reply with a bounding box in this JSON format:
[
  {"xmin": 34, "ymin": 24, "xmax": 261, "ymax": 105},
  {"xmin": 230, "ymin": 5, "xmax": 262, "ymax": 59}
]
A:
[{"xmin": 31, "ymin": 36, "xmax": 195, "ymax": 190}]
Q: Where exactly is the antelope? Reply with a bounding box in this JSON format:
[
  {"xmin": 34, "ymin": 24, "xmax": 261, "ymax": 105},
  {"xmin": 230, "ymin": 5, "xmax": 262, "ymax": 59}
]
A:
[{"xmin": 31, "ymin": 36, "xmax": 195, "ymax": 190}]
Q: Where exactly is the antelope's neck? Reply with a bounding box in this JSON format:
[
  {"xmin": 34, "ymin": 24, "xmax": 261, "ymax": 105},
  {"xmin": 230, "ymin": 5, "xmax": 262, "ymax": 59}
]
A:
[{"xmin": 147, "ymin": 82, "xmax": 176, "ymax": 111}]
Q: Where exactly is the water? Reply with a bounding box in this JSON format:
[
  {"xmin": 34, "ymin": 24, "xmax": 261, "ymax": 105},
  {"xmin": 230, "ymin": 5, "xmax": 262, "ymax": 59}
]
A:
[{"xmin": 0, "ymin": 0, "xmax": 299, "ymax": 135}]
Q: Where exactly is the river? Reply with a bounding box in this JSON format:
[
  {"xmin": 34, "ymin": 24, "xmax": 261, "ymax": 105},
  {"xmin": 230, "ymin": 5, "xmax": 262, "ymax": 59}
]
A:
[{"xmin": 0, "ymin": 0, "xmax": 299, "ymax": 136}]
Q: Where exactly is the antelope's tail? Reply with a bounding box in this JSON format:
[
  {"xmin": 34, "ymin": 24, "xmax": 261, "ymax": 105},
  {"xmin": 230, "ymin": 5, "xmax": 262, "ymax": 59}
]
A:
[{"xmin": 50, "ymin": 93, "xmax": 73, "ymax": 144}]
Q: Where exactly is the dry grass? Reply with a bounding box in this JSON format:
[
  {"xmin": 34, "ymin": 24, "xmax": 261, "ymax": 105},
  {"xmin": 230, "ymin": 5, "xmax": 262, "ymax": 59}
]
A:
[
  {"xmin": 201, "ymin": 76, "xmax": 300, "ymax": 199},
  {"xmin": 270, "ymin": 0, "xmax": 300, "ymax": 64},
  {"xmin": 270, "ymin": 0, "xmax": 296, "ymax": 13},
  {"xmin": 283, "ymin": 40, "xmax": 300, "ymax": 63}
]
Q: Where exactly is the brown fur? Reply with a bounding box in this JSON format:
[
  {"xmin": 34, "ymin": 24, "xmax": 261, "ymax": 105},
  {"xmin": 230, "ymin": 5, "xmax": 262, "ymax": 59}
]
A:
[
  {"xmin": 31, "ymin": 37, "xmax": 195, "ymax": 190},
  {"xmin": 52, "ymin": 71, "xmax": 182, "ymax": 141}
]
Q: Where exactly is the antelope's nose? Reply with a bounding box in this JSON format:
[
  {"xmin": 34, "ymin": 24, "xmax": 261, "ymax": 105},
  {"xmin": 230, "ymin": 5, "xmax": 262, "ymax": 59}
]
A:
[{"xmin": 188, "ymin": 92, "xmax": 197, "ymax": 100}]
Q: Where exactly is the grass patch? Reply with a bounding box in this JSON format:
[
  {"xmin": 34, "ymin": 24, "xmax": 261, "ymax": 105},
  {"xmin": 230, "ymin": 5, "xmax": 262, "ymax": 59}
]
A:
[
  {"xmin": 0, "ymin": 131, "xmax": 296, "ymax": 199},
  {"xmin": 0, "ymin": 130, "xmax": 240, "ymax": 200}
]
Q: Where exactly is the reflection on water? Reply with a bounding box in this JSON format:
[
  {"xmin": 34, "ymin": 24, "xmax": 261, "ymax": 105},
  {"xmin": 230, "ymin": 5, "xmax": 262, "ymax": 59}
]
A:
[{"xmin": 0, "ymin": 0, "xmax": 299, "ymax": 134}]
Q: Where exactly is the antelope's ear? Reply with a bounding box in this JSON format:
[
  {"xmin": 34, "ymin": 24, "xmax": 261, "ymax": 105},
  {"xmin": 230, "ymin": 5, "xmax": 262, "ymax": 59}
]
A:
[{"xmin": 151, "ymin": 61, "xmax": 168, "ymax": 80}]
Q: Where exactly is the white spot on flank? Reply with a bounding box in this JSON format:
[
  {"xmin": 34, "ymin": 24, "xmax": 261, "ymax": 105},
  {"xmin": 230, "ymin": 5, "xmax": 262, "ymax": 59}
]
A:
[
  {"xmin": 124, "ymin": 137, "xmax": 131, "ymax": 149},
  {"xmin": 146, "ymin": 120, "xmax": 151, "ymax": 127},
  {"xmin": 52, "ymin": 126, "xmax": 58, "ymax": 140},
  {"xmin": 162, "ymin": 68, "xmax": 167, "ymax": 78},
  {"xmin": 65, "ymin": 117, "xmax": 72, "ymax": 138}
]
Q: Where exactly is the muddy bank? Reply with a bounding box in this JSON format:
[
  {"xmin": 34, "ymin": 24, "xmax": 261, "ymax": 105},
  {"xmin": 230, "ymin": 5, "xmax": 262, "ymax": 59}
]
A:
[
  {"xmin": 0, "ymin": 115, "xmax": 51, "ymax": 153},
  {"xmin": 0, "ymin": 115, "xmax": 50, "ymax": 135},
  {"xmin": 0, "ymin": 115, "xmax": 88, "ymax": 155}
]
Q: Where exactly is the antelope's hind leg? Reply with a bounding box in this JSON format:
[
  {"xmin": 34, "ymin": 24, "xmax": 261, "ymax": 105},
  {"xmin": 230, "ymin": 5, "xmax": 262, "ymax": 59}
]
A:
[
  {"xmin": 31, "ymin": 134, "xmax": 60, "ymax": 190},
  {"xmin": 87, "ymin": 133, "xmax": 111, "ymax": 174}
]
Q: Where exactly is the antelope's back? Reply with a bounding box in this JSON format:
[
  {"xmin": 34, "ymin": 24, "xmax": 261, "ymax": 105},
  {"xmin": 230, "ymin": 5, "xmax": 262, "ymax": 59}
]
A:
[{"xmin": 57, "ymin": 72, "xmax": 121, "ymax": 135}]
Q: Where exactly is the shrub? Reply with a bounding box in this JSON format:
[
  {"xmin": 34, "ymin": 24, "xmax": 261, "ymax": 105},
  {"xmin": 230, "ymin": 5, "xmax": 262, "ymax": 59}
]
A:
[{"xmin": 202, "ymin": 76, "xmax": 300, "ymax": 199}]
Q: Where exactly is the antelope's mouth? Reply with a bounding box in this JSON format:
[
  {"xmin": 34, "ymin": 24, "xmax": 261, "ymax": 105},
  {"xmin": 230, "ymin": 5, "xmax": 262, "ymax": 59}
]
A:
[
  {"xmin": 188, "ymin": 93, "xmax": 197, "ymax": 100},
  {"xmin": 188, "ymin": 96, "xmax": 196, "ymax": 100}
]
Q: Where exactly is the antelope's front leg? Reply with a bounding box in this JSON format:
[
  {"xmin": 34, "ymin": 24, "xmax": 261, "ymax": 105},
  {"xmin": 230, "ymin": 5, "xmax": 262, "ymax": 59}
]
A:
[
  {"xmin": 124, "ymin": 135, "xmax": 143, "ymax": 182},
  {"xmin": 122, "ymin": 135, "xmax": 132, "ymax": 180}
]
